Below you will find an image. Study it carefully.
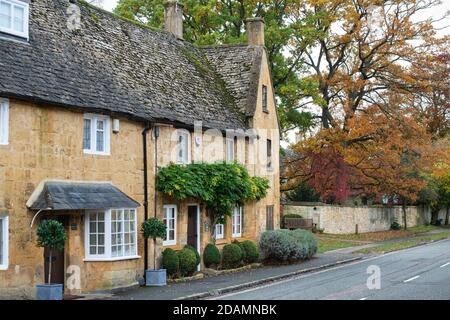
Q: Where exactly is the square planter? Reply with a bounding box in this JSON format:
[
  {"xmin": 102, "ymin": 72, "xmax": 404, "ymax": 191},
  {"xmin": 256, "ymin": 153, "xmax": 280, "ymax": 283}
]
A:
[
  {"xmin": 36, "ymin": 284, "xmax": 64, "ymax": 300},
  {"xmin": 146, "ymin": 269, "xmax": 167, "ymax": 286}
]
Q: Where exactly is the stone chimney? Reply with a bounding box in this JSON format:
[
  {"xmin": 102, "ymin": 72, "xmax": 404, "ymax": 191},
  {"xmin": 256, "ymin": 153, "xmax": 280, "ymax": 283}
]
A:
[
  {"xmin": 246, "ymin": 18, "xmax": 265, "ymax": 46},
  {"xmin": 164, "ymin": 1, "xmax": 184, "ymax": 39}
]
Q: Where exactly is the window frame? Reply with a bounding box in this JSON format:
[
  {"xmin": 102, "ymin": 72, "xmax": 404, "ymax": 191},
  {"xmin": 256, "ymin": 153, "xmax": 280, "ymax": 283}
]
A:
[
  {"xmin": 266, "ymin": 139, "xmax": 272, "ymax": 169},
  {"xmin": 176, "ymin": 129, "xmax": 190, "ymax": 164},
  {"xmin": 0, "ymin": 0, "xmax": 29, "ymax": 39},
  {"xmin": 226, "ymin": 137, "xmax": 234, "ymax": 163},
  {"xmin": 0, "ymin": 216, "xmax": 9, "ymax": 270},
  {"xmin": 163, "ymin": 205, "xmax": 177, "ymax": 246},
  {"xmin": 232, "ymin": 206, "xmax": 242, "ymax": 238},
  {"xmin": 215, "ymin": 223, "xmax": 224, "ymax": 240},
  {"xmin": 262, "ymin": 85, "xmax": 268, "ymax": 113},
  {"xmin": 0, "ymin": 98, "xmax": 9, "ymax": 145},
  {"xmin": 83, "ymin": 114, "xmax": 111, "ymax": 156},
  {"xmin": 84, "ymin": 208, "xmax": 139, "ymax": 261}
]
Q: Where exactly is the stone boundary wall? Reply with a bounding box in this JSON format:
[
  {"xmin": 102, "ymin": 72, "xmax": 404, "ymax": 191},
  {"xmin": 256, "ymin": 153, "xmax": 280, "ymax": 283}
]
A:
[{"xmin": 282, "ymin": 203, "xmax": 447, "ymax": 234}]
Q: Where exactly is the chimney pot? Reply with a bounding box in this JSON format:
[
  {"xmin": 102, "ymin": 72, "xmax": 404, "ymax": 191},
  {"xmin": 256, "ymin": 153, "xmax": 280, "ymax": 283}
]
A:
[
  {"xmin": 164, "ymin": 1, "xmax": 184, "ymax": 39},
  {"xmin": 246, "ymin": 17, "xmax": 265, "ymax": 46}
]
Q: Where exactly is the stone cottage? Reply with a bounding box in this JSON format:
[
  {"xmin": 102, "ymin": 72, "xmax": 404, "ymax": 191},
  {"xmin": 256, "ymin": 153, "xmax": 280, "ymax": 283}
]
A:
[{"xmin": 0, "ymin": 0, "xmax": 280, "ymax": 298}]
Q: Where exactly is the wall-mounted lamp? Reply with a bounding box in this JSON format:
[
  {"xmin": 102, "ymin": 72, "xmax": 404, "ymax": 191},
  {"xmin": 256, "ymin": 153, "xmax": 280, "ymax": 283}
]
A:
[{"xmin": 112, "ymin": 119, "xmax": 120, "ymax": 133}]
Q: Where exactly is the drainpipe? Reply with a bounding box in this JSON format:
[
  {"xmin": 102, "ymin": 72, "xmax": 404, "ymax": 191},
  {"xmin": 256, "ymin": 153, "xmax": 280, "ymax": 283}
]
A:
[
  {"xmin": 153, "ymin": 125, "xmax": 160, "ymax": 270},
  {"xmin": 142, "ymin": 123, "xmax": 152, "ymax": 275}
]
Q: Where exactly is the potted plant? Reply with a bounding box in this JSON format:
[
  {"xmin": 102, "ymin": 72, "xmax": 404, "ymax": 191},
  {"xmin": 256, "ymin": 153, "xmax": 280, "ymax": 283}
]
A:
[
  {"xmin": 142, "ymin": 217, "xmax": 167, "ymax": 286},
  {"xmin": 35, "ymin": 219, "xmax": 67, "ymax": 300}
]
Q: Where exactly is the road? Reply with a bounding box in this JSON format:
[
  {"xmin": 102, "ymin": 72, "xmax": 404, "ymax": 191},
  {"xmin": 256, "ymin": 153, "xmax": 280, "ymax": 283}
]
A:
[{"xmin": 214, "ymin": 238, "xmax": 450, "ymax": 300}]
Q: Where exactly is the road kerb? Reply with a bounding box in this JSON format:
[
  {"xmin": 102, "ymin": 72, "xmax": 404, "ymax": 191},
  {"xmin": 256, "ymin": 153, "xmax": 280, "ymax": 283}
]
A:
[{"xmin": 175, "ymin": 256, "xmax": 362, "ymax": 300}]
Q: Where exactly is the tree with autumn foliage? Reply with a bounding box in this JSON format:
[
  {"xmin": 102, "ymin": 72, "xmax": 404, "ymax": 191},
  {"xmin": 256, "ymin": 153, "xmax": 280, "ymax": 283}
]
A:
[{"xmin": 281, "ymin": 0, "xmax": 449, "ymax": 209}]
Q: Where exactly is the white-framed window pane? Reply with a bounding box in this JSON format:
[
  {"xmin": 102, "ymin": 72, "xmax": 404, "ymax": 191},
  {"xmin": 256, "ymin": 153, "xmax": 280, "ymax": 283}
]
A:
[
  {"xmin": 215, "ymin": 223, "xmax": 224, "ymax": 239},
  {"xmin": 226, "ymin": 138, "xmax": 234, "ymax": 162},
  {"xmin": 96, "ymin": 120, "xmax": 105, "ymax": 152},
  {"xmin": 12, "ymin": 4, "xmax": 23, "ymax": 32},
  {"xmin": 0, "ymin": 98, "xmax": 9, "ymax": 145},
  {"xmin": 163, "ymin": 206, "xmax": 176, "ymax": 245},
  {"xmin": 88, "ymin": 212, "xmax": 105, "ymax": 256},
  {"xmin": 0, "ymin": 2, "xmax": 11, "ymax": 29},
  {"xmin": 177, "ymin": 131, "xmax": 189, "ymax": 164},
  {"xmin": 232, "ymin": 207, "xmax": 242, "ymax": 237},
  {"xmin": 0, "ymin": 218, "xmax": 3, "ymax": 265},
  {"xmin": 83, "ymin": 118, "xmax": 91, "ymax": 150}
]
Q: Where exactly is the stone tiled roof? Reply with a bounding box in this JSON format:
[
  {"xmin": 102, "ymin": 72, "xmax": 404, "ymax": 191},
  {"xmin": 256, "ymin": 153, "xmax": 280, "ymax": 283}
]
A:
[
  {"xmin": 27, "ymin": 181, "xmax": 140, "ymax": 210},
  {"xmin": 201, "ymin": 45, "xmax": 264, "ymax": 117},
  {"xmin": 0, "ymin": 0, "xmax": 260, "ymax": 131}
]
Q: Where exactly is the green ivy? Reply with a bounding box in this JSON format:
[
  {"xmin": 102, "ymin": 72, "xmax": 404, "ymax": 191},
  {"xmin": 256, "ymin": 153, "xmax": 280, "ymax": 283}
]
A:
[{"xmin": 156, "ymin": 162, "xmax": 270, "ymax": 226}]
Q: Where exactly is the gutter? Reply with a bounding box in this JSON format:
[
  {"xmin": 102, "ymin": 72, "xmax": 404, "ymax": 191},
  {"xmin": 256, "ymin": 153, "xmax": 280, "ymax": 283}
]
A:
[{"xmin": 142, "ymin": 122, "xmax": 153, "ymax": 274}]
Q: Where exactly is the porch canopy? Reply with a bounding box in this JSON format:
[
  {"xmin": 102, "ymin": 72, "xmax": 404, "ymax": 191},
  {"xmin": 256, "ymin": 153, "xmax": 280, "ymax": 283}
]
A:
[{"xmin": 27, "ymin": 180, "xmax": 140, "ymax": 211}]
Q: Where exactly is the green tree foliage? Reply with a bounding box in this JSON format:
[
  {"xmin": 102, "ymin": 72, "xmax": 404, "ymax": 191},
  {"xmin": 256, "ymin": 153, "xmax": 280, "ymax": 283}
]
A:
[
  {"xmin": 142, "ymin": 217, "xmax": 167, "ymax": 240},
  {"xmin": 156, "ymin": 162, "xmax": 269, "ymax": 237},
  {"xmin": 114, "ymin": 0, "xmax": 315, "ymax": 135},
  {"xmin": 286, "ymin": 182, "xmax": 320, "ymax": 202},
  {"xmin": 419, "ymin": 173, "xmax": 450, "ymax": 225}
]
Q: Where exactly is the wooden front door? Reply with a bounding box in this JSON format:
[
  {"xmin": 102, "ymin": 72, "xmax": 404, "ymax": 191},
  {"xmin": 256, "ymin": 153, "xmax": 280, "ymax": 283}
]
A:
[
  {"xmin": 43, "ymin": 215, "xmax": 68, "ymax": 285},
  {"xmin": 187, "ymin": 205, "xmax": 198, "ymax": 249}
]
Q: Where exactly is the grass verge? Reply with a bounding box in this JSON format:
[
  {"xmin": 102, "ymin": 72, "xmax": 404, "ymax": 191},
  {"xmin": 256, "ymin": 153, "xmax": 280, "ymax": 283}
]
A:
[
  {"xmin": 354, "ymin": 232, "xmax": 450, "ymax": 254},
  {"xmin": 317, "ymin": 238, "xmax": 367, "ymax": 254}
]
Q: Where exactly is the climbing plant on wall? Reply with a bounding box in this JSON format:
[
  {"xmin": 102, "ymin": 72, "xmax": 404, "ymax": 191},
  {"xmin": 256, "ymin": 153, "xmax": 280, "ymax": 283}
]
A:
[{"xmin": 156, "ymin": 162, "xmax": 270, "ymax": 240}]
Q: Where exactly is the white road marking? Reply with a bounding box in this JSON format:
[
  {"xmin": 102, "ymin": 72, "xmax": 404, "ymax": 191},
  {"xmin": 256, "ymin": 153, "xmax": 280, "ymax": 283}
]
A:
[
  {"xmin": 360, "ymin": 297, "xmax": 368, "ymax": 300},
  {"xmin": 206, "ymin": 239, "xmax": 450, "ymax": 300},
  {"xmin": 403, "ymin": 275, "xmax": 420, "ymax": 283},
  {"xmin": 440, "ymin": 262, "xmax": 450, "ymax": 268}
]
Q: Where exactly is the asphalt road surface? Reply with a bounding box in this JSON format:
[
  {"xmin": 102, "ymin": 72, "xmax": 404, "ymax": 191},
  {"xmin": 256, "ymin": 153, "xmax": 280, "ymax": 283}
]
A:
[{"xmin": 214, "ymin": 238, "xmax": 450, "ymax": 300}]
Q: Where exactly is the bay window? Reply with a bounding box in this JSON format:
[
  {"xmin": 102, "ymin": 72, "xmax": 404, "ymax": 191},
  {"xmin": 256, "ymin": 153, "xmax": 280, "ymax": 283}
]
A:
[{"xmin": 85, "ymin": 209, "xmax": 138, "ymax": 261}]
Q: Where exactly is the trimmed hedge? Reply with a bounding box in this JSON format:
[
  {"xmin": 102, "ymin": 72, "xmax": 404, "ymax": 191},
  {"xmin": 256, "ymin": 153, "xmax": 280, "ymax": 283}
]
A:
[
  {"xmin": 177, "ymin": 248, "xmax": 197, "ymax": 276},
  {"xmin": 241, "ymin": 240, "xmax": 259, "ymax": 263},
  {"xmin": 222, "ymin": 244, "xmax": 243, "ymax": 269},
  {"xmin": 184, "ymin": 244, "xmax": 201, "ymax": 267},
  {"xmin": 203, "ymin": 243, "xmax": 221, "ymax": 268},
  {"xmin": 162, "ymin": 248, "xmax": 179, "ymax": 276},
  {"xmin": 259, "ymin": 229, "xmax": 317, "ymax": 262}
]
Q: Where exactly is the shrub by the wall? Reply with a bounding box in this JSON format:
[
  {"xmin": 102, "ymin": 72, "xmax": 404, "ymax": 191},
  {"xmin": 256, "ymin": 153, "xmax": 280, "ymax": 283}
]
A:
[
  {"xmin": 222, "ymin": 244, "xmax": 243, "ymax": 269},
  {"xmin": 203, "ymin": 243, "xmax": 221, "ymax": 268},
  {"xmin": 232, "ymin": 240, "xmax": 246, "ymax": 261},
  {"xmin": 241, "ymin": 240, "xmax": 259, "ymax": 263},
  {"xmin": 162, "ymin": 248, "xmax": 179, "ymax": 276},
  {"xmin": 177, "ymin": 248, "xmax": 197, "ymax": 277},
  {"xmin": 184, "ymin": 244, "xmax": 200, "ymax": 267},
  {"xmin": 259, "ymin": 229, "xmax": 317, "ymax": 262}
]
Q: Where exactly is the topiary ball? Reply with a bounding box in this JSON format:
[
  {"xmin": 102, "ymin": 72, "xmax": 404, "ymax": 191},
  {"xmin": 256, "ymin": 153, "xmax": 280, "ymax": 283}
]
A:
[
  {"xmin": 184, "ymin": 244, "xmax": 200, "ymax": 266},
  {"xmin": 162, "ymin": 248, "xmax": 179, "ymax": 276},
  {"xmin": 203, "ymin": 243, "xmax": 221, "ymax": 268},
  {"xmin": 242, "ymin": 240, "xmax": 259, "ymax": 263},
  {"xmin": 222, "ymin": 243, "xmax": 243, "ymax": 269},
  {"xmin": 177, "ymin": 248, "xmax": 197, "ymax": 277}
]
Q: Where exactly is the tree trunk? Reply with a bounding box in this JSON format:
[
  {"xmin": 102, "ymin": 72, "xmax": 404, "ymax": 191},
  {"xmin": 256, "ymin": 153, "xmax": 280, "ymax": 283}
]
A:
[
  {"xmin": 445, "ymin": 205, "xmax": 449, "ymax": 226},
  {"xmin": 48, "ymin": 249, "xmax": 52, "ymax": 284}
]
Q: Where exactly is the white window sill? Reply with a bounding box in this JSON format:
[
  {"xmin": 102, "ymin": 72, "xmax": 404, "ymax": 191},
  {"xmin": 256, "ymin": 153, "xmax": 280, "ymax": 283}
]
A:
[
  {"xmin": 83, "ymin": 255, "xmax": 141, "ymax": 262},
  {"xmin": 0, "ymin": 266, "xmax": 8, "ymax": 271},
  {"xmin": 83, "ymin": 150, "xmax": 110, "ymax": 156},
  {"xmin": 232, "ymin": 234, "xmax": 242, "ymax": 238},
  {"xmin": 163, "ymin": 241, "xmax": 176, "ymax": 246}
]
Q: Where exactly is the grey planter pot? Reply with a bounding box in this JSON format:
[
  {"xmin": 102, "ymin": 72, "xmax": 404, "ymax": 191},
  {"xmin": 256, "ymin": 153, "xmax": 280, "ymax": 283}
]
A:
[
  {"xmin": 145, "ymin": 269, "xmax": 167, "ymax": 286},
  {"xmin": 36, "ymin": 284, "xmax": 64, "ymax": 300}
]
